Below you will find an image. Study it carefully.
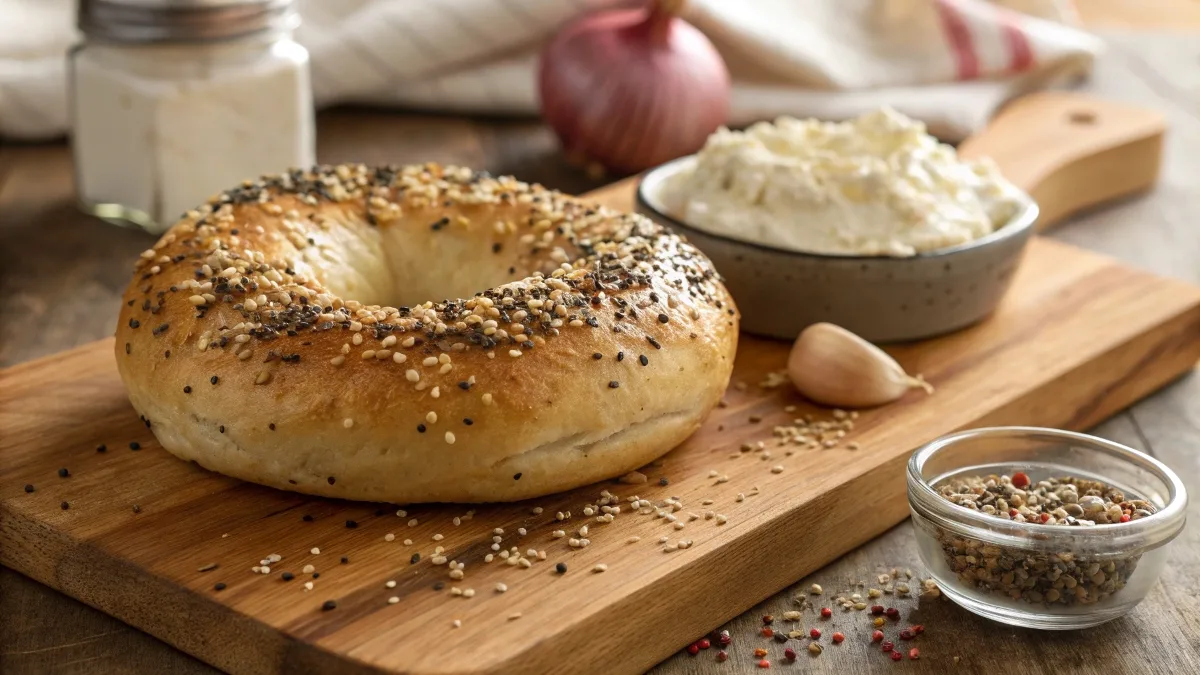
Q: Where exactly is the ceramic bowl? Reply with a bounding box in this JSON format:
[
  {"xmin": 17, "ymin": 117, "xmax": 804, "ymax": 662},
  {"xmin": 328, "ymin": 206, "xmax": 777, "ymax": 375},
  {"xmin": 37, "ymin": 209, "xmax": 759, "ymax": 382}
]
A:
[{"xmin": 636, "ymin": 156, "xmax": 1039, "ymax": 342}]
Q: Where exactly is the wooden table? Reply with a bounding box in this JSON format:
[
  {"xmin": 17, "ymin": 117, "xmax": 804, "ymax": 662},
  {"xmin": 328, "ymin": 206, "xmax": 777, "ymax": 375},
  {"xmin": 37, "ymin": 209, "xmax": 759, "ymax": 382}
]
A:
[{"xmin": 2, "ymin": 31, "xmax": 1199, "ymax": 675}]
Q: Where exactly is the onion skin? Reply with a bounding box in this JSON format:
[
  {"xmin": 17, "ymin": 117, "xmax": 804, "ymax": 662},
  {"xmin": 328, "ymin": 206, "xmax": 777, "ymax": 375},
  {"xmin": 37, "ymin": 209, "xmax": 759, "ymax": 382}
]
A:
[{"xmin": 537, "ymin": 1, "xmax": 731, "ymax": 174}]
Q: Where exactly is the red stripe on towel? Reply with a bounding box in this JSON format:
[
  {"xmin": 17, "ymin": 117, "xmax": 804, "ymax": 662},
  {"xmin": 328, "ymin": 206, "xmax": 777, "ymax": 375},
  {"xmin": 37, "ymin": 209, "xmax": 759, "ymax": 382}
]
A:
[
  {"xmin": 935, "ymin": 0, "xmax": 980, "ymax": 80},
  {"xmin": 1000, "ymin": 10, "xmax": 1035, "ymax": 73}
]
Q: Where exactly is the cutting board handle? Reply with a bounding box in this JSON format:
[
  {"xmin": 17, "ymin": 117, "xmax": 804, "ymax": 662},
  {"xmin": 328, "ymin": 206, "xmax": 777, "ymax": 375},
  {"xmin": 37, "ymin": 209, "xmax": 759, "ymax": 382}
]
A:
[{"xmin": 957, "ymin": 91, "xmax": 1165, "ymax": 232}]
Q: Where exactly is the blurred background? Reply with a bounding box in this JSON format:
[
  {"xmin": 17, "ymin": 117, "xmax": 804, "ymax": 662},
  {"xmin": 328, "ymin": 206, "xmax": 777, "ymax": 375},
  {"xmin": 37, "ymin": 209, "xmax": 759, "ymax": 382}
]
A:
[
  {"xmin": 0, "ymin": 0, "xmax": 1191, "ymax": 220},
  {"xmin": 4, "ymin": 2, "xmax": 1200, "ymax": 674}
]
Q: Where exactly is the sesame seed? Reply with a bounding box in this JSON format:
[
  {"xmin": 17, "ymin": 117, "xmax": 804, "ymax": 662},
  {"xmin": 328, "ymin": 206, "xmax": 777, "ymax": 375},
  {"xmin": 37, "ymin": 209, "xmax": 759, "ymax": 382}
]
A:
[
  {"xmin": 388, "ymin": 596, "xmax": 400, "ymax": 605},
  {"xmin": 593, "ymin": 564, "xmax": 608, "ymax": 573},
  {"xmin": 445, "ymin": 432, "xmax": 456, "ymax": 444}
]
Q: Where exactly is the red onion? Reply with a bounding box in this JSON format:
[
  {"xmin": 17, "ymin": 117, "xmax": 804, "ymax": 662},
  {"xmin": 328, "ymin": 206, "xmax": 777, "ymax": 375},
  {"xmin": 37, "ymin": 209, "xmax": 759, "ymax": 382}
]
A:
[{"xmin": 537, "ymin": 0, "xmax": 730, "ymax": 175}]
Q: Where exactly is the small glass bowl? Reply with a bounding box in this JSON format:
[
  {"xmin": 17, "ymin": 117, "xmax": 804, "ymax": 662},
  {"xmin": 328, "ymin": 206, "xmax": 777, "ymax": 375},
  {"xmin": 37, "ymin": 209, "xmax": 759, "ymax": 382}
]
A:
[{"xmin": 907, "ymin": 426, "xmax": 1187, "ymax": 629}]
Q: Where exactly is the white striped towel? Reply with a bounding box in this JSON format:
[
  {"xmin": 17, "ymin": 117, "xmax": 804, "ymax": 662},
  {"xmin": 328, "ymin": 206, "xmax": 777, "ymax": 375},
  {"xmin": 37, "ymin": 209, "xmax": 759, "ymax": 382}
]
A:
[{"xmin": 0, "ymin": 0, "xmax": 1101, "ymax": 141}]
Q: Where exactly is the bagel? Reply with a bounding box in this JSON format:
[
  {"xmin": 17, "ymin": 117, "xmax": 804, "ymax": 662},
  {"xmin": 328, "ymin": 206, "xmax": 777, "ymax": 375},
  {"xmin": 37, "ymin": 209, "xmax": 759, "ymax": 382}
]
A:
[{"xmin": 115, "ymin": 164, "xmax": 739, "ymax": 503}]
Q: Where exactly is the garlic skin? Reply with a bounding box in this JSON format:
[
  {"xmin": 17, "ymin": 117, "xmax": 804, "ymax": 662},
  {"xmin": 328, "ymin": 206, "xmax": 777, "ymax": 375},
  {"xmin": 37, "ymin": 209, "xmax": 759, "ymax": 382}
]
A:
[{"xmin": 787, "ymin": 323, "xmax": 932, "ymax": 408}]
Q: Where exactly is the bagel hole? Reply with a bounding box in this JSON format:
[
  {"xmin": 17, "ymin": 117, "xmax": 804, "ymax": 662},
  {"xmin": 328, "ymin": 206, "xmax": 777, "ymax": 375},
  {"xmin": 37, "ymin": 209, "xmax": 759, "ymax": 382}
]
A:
[{"xmin": 312, "ymin": 220, "xmax": 558, "ymax": 308}]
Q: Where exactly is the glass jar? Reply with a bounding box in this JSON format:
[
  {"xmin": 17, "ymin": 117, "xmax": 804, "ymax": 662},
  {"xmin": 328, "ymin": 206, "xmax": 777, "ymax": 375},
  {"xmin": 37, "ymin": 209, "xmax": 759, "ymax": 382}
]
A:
[
  {"xmin": 907, "ymin": 427, "xmax": 1187, "ymax": 629},
  {"xmin": 69, "ymin": 0, "xmax": 315, "ymax": 233}
]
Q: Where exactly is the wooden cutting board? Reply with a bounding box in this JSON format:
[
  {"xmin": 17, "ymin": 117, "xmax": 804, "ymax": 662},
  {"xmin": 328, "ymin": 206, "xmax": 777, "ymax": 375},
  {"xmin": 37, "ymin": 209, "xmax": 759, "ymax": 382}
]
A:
[{"xmin": 2, "ymin": 94, "xmax": 1198, "ymax": 675}]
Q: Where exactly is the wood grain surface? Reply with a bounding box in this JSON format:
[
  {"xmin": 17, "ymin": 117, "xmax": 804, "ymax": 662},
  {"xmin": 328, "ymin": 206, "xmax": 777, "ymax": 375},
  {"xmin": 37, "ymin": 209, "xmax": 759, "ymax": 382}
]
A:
[
  {"xmin": 3, "ymin": 29, "xmax": 1200, "ymax": 675},
  {"xmin": 6, "ymin": 180, "xmax": 1198, "ymax": 674}
]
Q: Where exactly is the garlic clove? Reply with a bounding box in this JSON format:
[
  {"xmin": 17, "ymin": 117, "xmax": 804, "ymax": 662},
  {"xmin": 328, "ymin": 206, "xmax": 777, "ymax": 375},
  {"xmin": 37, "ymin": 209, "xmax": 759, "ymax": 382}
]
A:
[{"xmin": 787, "ymin": 323, "xmax": 933, "ymax": 408}]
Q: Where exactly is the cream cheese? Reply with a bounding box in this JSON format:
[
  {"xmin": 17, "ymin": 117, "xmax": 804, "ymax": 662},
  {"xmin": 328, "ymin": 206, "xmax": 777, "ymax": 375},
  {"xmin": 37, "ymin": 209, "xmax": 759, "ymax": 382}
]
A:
[{"xmin": 660, "ymin": 108, "xmax": 1024, "ymax": 257}]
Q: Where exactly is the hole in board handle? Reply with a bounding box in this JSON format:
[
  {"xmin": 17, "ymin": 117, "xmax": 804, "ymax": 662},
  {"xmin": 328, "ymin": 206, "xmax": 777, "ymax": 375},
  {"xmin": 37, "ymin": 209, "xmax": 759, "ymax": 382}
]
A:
[{"xmin": 1068, "ymin": 110, "xmax": 1098, "ymax": 125}]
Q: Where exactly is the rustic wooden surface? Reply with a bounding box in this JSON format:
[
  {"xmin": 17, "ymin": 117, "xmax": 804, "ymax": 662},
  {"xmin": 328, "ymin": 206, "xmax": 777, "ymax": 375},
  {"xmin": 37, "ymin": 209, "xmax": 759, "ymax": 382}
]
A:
[
  {"xmin": 4, "ymin": 163, "xmax": 1199, "ymax": 673},
  {"xmin": 3, "ymin": 30, "xmax": 1200, "ymax": 675}
]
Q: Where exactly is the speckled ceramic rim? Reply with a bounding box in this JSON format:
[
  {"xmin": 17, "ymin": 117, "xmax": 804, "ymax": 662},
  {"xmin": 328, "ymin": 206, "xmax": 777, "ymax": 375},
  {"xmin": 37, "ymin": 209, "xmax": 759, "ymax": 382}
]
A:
[
  {"xmin": 636, "ymin": 155, "xmax": 1040, "ymax": 261},
  {"xmin": 908, "ymin": 427, "xmax": 1188, "ymax": 549}
]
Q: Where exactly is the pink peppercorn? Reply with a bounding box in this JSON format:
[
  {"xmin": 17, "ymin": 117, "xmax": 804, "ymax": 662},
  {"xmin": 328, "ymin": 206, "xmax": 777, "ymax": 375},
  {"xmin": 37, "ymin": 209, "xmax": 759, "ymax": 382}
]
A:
[
  {"xmin": 784, "ymin": 647, "xmax": 797, "ymax": 661},
  {"xmin": 891, "ymin": 651, "xmax": 903, "ymax": 662},
  {"xmin": 716, "ymin": 650, "xmax": 728, "ymax": 662},
  {"xmin": 718, "ymin": 630, "xmax": 732, "ymax": 646},
  {"xmin": 832, "ymin": 632, "xmax": 845, "ymax": 644},
  {"xmin": 820, "ymin": 607, "xmax": 832, "ymax": 619},
  {"xmin": 872, "ymin": 630, "xmax": 885, "ymax": 642},
  {"xmin": 899, "ymin": 629, "xmax": 914, "ymax": 641},
  {"xmin": 882, "ymin": 641, "xmax": 894, "ymax": 652},
  {"xmin": 870, "ymin": 605, "xmax": 884, "ymax": 615},
  {"xmin": 698, "ymin": 638, "xmax": 711, "ymax": 649},
  {"xmin": 686, "ymin": 643, "xmax": 700, "ymax": 656},
  {"xmin": 758, "ymin": 659, "xmax": 770, "ymax": 668},
  {"xmin": 911, "ymin": 624, "xmax": 925, "ymax": 635},
  {"xmin": 810, "ymin": 628, "xmax": 821, "ymax": 640},
  {"xmin": 885, "ymin": 607, "xmax": 900, "ymax": 620},
  {"xmin": 909, "ymin": 648, "xmax": 920, "ymax": 660},
  {"xmin": 761, "ymin": 627, "xmax": 774, "ymax": 638}
]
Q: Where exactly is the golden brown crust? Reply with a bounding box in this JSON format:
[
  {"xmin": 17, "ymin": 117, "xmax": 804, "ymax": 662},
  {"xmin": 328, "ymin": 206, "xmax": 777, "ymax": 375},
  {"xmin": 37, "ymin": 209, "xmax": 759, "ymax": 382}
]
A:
[{"xmin": 115, "ymin": 164, "xmax": 738, "ymax": 503}]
